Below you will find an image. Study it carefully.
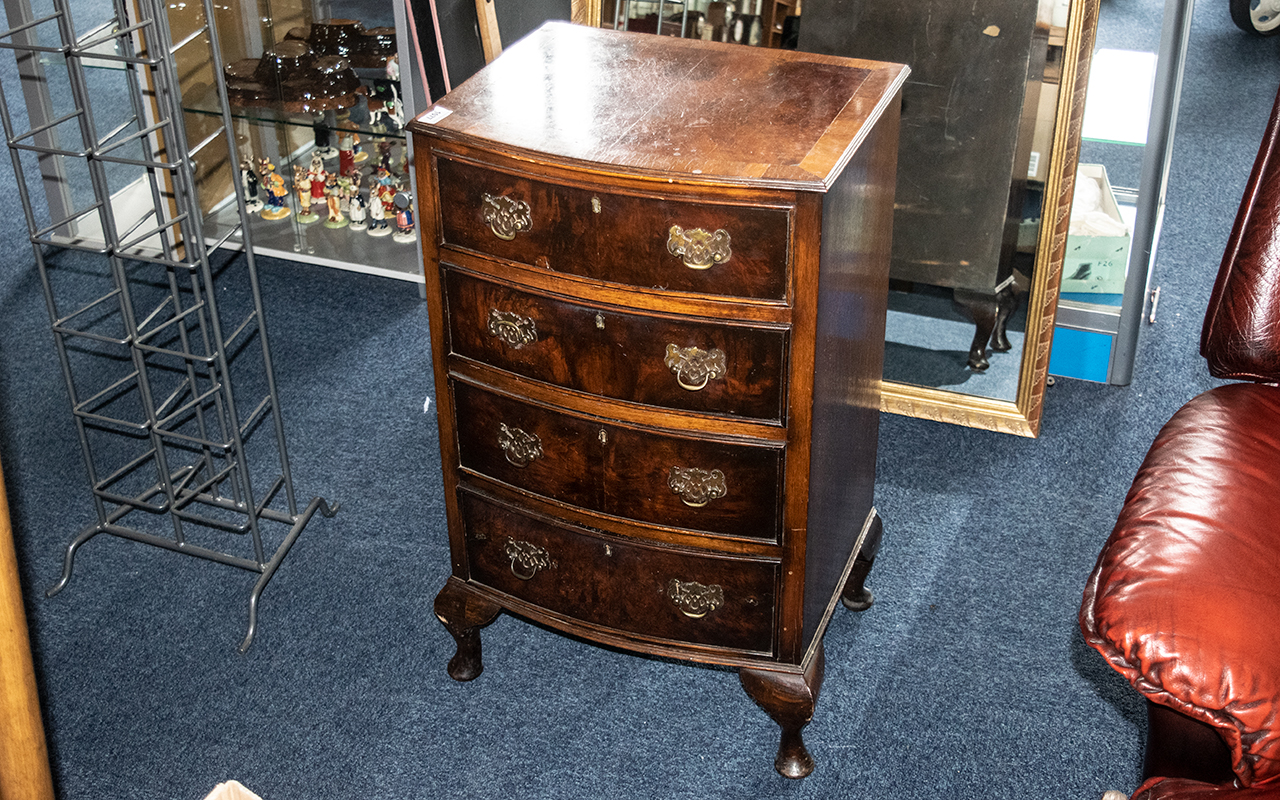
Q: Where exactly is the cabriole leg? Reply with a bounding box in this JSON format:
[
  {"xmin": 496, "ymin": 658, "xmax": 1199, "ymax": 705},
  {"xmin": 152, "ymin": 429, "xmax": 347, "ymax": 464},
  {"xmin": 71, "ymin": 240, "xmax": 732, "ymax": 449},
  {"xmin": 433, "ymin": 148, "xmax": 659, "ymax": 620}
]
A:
[
  {"xmin": 740, "ymin": 644, "xmax": 826, "ymax": 779},
  {"xmin": 841, "ymin": 513, "xmax": 884, "ymax": 611},
  {"xmin": 990, "ymin": 283, "xmax": 1020, "ymax": 353},
  {"xmin": 434, "ymin": 577, "xmax": 500, "ymax": 682}
]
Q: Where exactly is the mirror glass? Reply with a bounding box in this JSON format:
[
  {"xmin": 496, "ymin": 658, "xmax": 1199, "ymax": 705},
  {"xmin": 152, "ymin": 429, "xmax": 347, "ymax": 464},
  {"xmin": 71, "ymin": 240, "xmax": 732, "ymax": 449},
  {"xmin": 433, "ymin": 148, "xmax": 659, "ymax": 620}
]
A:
[
  {"xmin": 579, "ymin": 0, "xmax": 1099, "ymax": 436},
  {"xmin": 797, "ymin": 0, "xmax": 1099, "ymax": 435},
  {"xmin": 804, "ymin": 0, "xmax": 1068, "ymax": 400}
]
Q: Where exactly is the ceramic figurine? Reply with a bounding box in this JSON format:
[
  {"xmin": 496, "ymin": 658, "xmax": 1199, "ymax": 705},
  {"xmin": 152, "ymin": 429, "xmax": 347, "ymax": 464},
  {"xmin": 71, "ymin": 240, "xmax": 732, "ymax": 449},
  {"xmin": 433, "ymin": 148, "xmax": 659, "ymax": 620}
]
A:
[
  {"xmin": 240, "ymin": 158, "xmax": 263, "ymax": 212},
  {"xmin": 337, "ymin": 128, "xmax": 354, "ymax": 177},
  {"xmin": 369, "ymin": 81, "xmax": 403, "ymax": 134},
  {"xmin": 323, "ymin": 182, "xmax": 347, "ymax": 229},
  {"xmin": 367, "ymin": 185, "xmax": 391, "ymax": 237},
  {"xmin": 376, "ymin": 139, "xmax": 395, "ymax": 174},
  {"xmin": 308, "ymin": 154, "xmax": 327, "ymax": 215},
  {"xmin": 335, "ymin": 175, "xmax": 355, "ymax": 214},
  {"xmin": 257, "ymin": 158, "xmax": 291, "ymax": 220},
  {"xmin": 348, "ymin": 189, "xmax": 368, "ymax": 231},
  {"xmin": 337, "ymin": 125, "xmax": 367, "ymax": 177},
  {"xmin": 392, "ymin": 192, "xmax": 416, "ymax": 243},
  {"xmin": 373, "ymin": 164, "xmax": 396, "ymax": 190},
  {"xmin": 292, "ymin": 165, "xmax": 319, "ymax": 223},
  {"xmin": 313, "ymin": 116, "xmax": 338, "ymax": 160},
  {"xmin": 383, "ymin": 81, "xmax": 405, "ymax": 132}
]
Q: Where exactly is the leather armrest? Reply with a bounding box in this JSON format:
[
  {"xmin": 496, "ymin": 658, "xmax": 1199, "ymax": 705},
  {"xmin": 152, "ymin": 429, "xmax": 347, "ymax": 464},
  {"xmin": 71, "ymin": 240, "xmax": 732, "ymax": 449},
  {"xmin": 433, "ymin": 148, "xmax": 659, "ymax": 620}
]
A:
[{"xmin": 1080, "ymin": 383, "xmax": 1280, "ymax": 787}]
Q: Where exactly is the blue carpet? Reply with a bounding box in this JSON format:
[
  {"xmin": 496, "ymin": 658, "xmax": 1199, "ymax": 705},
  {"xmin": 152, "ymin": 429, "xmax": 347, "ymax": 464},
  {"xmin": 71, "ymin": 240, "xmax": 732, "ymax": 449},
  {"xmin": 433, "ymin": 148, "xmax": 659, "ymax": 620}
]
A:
[{"xmin": 0, "ymin": 1, "xmax": 1275, "ymax": 798}]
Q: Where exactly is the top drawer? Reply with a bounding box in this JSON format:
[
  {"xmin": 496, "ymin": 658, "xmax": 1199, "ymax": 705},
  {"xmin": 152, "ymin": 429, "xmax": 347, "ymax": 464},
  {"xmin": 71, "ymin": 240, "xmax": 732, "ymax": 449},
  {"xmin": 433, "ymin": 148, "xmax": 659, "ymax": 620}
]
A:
[{"xmin": 435, "ymin": 156, "xmax": 792, "ymax": 302}]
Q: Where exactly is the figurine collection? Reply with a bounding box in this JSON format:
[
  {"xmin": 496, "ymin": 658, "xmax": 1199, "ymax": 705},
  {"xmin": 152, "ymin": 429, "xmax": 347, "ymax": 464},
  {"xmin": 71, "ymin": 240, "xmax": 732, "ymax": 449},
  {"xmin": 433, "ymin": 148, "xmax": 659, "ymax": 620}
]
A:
[
  {"xmin": 229, "ymin": 23, "xmax": 414, "ymax": 244},
  {"xmin": 241, "ymin": 137, "xmax": 414, "ymax": 244}
]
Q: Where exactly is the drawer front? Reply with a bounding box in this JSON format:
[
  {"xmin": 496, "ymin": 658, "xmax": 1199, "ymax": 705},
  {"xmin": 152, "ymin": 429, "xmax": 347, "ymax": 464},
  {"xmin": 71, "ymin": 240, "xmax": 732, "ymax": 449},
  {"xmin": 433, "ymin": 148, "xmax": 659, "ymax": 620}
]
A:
[
  {"xmin": 445, "ymin": 268, "xmax": 787, "ymax": 422},
  {"xmin": 436, "ymin": 156, "xmax": 791, "ymax": 301},
  {"xmin": 452, "ymin": 380, "xmax": 783, "ymax": 540},
  {"xmin": 460, "ymin": 489, "xmax": 778, "ymax": 655}
]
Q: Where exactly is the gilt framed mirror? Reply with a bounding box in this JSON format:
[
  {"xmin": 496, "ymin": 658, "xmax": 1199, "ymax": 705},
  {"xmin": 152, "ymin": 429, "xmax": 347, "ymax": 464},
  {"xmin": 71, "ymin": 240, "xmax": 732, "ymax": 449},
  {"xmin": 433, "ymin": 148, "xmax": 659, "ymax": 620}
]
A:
[
  {"xmin": 798, "ymin": 0, "xmax": 1100, "ymax": 437},
  {"xmin": 575, "ymin": 0, "xmax": 1100, "ymax": 436}
]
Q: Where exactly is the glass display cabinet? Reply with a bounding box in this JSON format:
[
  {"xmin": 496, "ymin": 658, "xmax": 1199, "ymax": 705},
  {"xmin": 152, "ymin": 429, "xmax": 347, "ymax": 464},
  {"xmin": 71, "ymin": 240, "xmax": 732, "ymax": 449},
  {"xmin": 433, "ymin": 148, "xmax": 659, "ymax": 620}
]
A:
[{"xmin": 172, "ymin": 0, "xmax": 426, "ymax": 282}]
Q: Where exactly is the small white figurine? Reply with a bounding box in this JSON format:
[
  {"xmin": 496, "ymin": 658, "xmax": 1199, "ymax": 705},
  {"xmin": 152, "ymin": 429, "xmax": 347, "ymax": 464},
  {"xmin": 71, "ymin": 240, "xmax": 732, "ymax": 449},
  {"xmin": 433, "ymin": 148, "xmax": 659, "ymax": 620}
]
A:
[
  {"xmin": 348, "ymin": 190, "xmax": 367, "ymax": 231},
  {"xmin": 367, "ymin": 186, "xmax": 391, "ymax": 237},
  {"xmin": 241, "ymin": 158, "xmax": 263, "ymax": 212}
]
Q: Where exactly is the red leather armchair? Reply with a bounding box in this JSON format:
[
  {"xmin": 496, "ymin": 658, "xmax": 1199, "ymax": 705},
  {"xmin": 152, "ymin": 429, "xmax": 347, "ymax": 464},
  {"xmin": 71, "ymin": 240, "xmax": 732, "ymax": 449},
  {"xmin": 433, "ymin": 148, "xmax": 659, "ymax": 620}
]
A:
[{"xmin": 1079, "ymin": 85, "xmax": 1280, "ymax": 800}]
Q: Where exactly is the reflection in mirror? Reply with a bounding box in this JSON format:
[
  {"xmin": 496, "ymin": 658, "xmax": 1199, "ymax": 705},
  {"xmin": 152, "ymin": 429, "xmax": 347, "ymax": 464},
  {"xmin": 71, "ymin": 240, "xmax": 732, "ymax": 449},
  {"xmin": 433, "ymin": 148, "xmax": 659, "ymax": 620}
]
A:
[
  {"xmin": 797, "ymin": 0, "xmax": 1099, "ymax": 435},
  {"xmin": 819, "ymin": 1, "xmax": 1053, "ymax": 380},
  {"xmin": 589, "ymin": 0, "xmax": 799, "ymax": 46}
]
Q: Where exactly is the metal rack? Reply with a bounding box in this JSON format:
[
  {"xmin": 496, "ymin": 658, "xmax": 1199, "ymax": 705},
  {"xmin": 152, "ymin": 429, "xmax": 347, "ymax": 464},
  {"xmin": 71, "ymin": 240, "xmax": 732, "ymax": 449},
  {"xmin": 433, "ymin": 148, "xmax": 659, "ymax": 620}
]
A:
[{"xmin": 0, "ymin": 0, "xmax": 337, "ymax": 651}]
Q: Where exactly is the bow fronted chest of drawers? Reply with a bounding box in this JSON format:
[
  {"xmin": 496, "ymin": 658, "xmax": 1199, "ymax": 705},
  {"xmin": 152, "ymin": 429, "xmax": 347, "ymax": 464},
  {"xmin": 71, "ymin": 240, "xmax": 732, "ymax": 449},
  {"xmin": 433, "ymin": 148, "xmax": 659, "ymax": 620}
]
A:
[{"xmin": 408, "ymin": 21, "xmax": 907, "ymax": 778}]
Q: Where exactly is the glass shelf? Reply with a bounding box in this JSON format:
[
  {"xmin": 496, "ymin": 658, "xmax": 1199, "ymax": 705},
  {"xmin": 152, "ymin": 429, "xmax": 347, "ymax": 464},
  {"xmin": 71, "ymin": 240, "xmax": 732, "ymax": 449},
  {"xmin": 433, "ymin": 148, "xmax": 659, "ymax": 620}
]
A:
[{"xmin": 182, "ymin": 81, "xmax": 407, "ymax": 141}]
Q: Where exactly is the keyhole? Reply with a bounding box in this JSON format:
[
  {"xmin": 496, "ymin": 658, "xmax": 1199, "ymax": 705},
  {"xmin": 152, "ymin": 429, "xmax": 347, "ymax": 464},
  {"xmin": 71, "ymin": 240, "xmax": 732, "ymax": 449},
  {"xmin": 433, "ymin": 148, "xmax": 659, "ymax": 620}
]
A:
[
  {"xmin": 591, "ymin": 197, "xmax": 601, "ymax": 214},
  {"xmin": 598, "ymin": 429, "xmax": 608, "ymax": 445},
  {"xmin": 595, "ymin": 313, "xmax": 605, "ymax": 329}
]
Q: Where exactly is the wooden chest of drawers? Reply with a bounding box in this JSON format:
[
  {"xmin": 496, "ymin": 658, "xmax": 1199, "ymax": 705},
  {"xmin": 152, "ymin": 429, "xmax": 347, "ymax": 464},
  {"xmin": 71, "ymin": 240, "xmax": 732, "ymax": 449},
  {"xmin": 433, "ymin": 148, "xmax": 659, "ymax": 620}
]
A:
[{"xmin": 408, "ymin": 22, "xmax": 907, "ymax": 778}]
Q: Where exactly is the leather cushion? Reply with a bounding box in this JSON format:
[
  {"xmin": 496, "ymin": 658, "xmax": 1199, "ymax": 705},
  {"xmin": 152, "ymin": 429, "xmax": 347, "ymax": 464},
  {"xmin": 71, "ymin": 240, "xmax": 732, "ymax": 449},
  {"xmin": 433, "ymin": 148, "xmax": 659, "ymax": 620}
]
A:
[
  {"xmin": 1081, "ymin": 383, "xmax": 1280, "ymax": 787},
  {"xmin": 1133, "ymin": 777, "xmax": 1280, "ymax": 800},
  {"xmin": 1201, "ymin": 82, "xmax": 1280, "ymax": 381}
]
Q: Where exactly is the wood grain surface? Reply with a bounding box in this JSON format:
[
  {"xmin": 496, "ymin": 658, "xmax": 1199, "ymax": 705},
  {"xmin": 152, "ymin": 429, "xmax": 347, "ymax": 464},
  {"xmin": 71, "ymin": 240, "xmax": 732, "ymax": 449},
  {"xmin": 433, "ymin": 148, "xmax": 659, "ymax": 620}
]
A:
[{"xmin": 0, "ymin": 455, "xmax": 56, "ymax": 800}]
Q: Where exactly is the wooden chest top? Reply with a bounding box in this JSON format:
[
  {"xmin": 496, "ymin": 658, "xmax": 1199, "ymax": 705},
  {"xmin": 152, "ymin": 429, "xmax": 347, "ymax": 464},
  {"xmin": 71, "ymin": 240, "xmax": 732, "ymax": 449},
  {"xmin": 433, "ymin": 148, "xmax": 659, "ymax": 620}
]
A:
[{"xmin": 415, "ymin": 21, "xmax": 908, "ymax": 191}]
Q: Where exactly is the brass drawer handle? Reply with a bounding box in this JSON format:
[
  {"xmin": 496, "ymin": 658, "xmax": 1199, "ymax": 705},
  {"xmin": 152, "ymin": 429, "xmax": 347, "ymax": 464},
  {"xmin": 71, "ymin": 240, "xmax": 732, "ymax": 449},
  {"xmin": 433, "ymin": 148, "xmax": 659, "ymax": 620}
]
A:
[
  {"xmin": 505, "ymin": 538, "xmax": 555, "ymax": 580},
  {"xmin": 663, "ymin": 344, "xmax": 726, "ymax": 391},
  {"xmin": 488, "ymin": 309, "xmax": 537, "ymax": 349},
  {"xmin": 667, "ymin": 225, "xmax": 731, "ymax": 270},
  {"xmin": 667, "ymin": 578, "xmax": 724, "ymax": 618},
  {"xmin": 668, "ymin": 466, "xmax": 727, "ymax": 507},
  {"xmin": 497, "ymin": 423, "xmax": 542, "ymax": 467},
  {"xmin": 482, "ymin": 192, "xmax": 532, "ymax": 240}
]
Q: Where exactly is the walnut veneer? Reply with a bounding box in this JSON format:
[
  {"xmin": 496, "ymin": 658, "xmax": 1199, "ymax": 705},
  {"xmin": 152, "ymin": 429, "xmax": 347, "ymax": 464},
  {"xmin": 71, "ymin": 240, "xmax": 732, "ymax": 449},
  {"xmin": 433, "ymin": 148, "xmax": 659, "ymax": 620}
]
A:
[{"xmin": 408, "ymin": 21, "xmax": 907, "ymax": 778}]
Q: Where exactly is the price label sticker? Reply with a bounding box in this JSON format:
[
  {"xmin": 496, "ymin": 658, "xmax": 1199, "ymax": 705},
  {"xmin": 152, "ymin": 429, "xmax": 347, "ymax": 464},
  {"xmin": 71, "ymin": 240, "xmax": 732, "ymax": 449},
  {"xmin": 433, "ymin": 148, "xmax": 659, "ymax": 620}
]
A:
[{"xmin": 421, "ymin": 106, "xmax": 453, "ymax": 125}]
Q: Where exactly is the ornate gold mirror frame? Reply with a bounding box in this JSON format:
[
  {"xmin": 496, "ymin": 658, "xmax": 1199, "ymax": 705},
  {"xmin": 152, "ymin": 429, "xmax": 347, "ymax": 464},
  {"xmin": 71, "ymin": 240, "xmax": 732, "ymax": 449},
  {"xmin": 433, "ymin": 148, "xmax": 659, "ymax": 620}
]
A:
[
  {"xmin": 571, "ymin": 0, "xmax": 603, "ymax": 26},
  {"xmin": 571, "ymin": 0, "xmax": 1100, "ymax": 437},
  {"xmin": 878, "ymin": 0, "xmax": 1101, "ymax": 437}
]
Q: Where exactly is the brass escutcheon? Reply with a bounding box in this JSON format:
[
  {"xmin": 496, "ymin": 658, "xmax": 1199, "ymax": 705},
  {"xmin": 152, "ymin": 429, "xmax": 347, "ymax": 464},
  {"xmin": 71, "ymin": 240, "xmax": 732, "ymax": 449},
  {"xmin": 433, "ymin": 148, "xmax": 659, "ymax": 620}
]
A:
[
  {"xmin": 488, "ymin": 309, "xmax": 537, "ymax": 349},
  {"xmin": 668, "ymin": 466, "xmax": 727, "ymax": 507},
  {"xmin": 663, "ymin": 344, "xmax": 726, "ymax": 391},
  {"xmin": 497, "ymin": 423, "xmax": 542, "ymax": 467},
  {"xmin": 666, "ymin": 578, "xmax": 724, "ymax": 618},
  {"xmin": 505, "ymin": 538, "xmax": 555, "ymax": 580},
  {"xmin": 482, "ymin": 193, "xmax": 533, "ymax": 240},
  {"xmin": 667, "ymin": 225, "xmax": 731, "ymax": 270}
]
